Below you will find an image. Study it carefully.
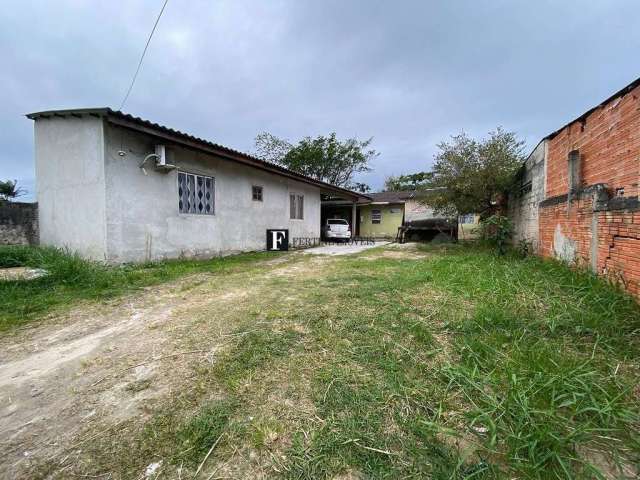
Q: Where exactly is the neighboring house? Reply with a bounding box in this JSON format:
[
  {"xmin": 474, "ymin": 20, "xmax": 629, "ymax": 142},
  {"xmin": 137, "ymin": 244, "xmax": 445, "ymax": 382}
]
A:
[
  {"xmin": 27, "ymin": 108, "xmax": 364, "ymax": 262},
  {"xmin": 508, "ymin": 139, "xmax": 547, "ymax": 250},
  {"xmin": 323, "ymin": 191, "xmax": 457, "ymax": 240},
  {"xmin": 519, "ymin": 76, "xmax": 640, "ymax": 298},
  {"xmin": 358, "ymin": 191, "xmax": 412, "ymax": 238},
  {"xmin": 457, "ymin": 213, "xmax": 481, "ymax": 241}
]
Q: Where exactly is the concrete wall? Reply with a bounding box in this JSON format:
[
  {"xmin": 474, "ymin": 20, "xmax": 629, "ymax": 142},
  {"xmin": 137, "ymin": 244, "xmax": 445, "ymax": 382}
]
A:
[
  {"xmin": 508, "ymin": 140, "xmax": 547, "ymax": 250},
  {"xmin": 34, "ymin": 117, "xmax": 107, "ymax": 260},
  {"xmin": 0, "ymin": 202, "xmax": 39, "ymax": 245},
  {"xmin": 359, "ymin": 203, "xmax": 403, "ymax": 238},
  {"xmin": 103, "ymin": 124, "xmax": 321, "ymax": 262}
]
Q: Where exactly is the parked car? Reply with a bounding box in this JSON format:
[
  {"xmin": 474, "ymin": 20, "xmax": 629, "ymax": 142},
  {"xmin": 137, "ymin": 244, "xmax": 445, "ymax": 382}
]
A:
[{"xmin": 322, "ymin": 219, "xmax": 351, "ymax": 241}]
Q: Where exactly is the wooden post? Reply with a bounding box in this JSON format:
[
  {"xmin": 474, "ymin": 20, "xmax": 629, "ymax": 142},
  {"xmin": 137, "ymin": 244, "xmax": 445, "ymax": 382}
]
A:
[{"xmin": 351, "ymin": 202, "xmax": 357, "ymax": 238}]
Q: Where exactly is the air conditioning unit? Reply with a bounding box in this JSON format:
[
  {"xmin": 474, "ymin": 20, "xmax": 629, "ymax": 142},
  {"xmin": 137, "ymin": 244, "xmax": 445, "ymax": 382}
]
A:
[{"xmin": 154, "ymin": 145, "xmax": 176, "ymax": 172}]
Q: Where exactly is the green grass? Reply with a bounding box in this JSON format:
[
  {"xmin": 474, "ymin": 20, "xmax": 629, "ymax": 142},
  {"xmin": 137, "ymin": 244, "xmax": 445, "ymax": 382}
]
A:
[
  {"xmin": 24, "ymin": 244, "xmax": 640, "ymax": 479},
  {"xmin": 0, "ymin": 244, "xmax": 279, "ymax": 332}
]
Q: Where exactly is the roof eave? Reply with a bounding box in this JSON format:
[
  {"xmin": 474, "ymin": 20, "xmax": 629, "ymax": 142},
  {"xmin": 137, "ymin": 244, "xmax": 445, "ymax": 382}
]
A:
[{"xmin": 25, "ymin": 107, "xmax": 369, "ymax": 201}]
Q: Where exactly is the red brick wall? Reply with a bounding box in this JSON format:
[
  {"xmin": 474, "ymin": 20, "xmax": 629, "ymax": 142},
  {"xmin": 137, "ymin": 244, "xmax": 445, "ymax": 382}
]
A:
[
  {"xmin": 546, "ymin": 84, "xmax": 640, "ymax": 198},
  {"xmin": 540, "ymin": 198, "xmax": 640, "ymax": 297},
  {"xmin": 540, "ymin": 84, "xmax": 640, "ymax": 299}
]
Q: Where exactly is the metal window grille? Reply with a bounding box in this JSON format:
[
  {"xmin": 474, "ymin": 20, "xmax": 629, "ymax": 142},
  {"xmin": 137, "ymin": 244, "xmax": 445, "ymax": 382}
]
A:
[
  {"xmin": 252, "ymin": 185, "xmax": 263, "ymax": 201},
  {"xmin": 371, "ymin": 209, "xmax": 382, "ymax": 224},
  {"xmin": 178, "ymin": 171, "xmax": 214, "ymax": 215}
]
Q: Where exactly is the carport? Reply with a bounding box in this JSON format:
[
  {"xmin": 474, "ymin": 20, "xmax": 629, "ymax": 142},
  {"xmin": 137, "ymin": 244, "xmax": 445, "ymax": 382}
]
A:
[{"xmin": 320, "ymin": 193, "xmax": 369, "ymax": 238}]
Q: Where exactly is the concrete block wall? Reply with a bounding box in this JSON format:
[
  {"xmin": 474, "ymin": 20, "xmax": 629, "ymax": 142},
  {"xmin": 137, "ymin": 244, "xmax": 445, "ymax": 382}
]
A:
[
  {"xmin": 0, "ymin": 202, "xmax": 39, "ymax": 245},
  {"xmin": 508, "ymin": 140, "xmax": 546, "ymax": 250},
  {"xmin": 539, "ymin": 83, "xmax": 640, "ymax": 299}
]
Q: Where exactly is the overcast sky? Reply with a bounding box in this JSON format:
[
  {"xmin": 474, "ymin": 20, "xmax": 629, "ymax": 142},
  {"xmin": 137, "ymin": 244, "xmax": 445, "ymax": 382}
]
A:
[{"xmin": 2, "ymin": 0, "xmax": 639, "ymax": 200}]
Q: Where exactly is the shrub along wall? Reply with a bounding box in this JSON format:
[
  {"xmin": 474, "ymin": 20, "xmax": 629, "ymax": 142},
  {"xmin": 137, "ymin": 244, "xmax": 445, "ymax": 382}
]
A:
[{"xmin": 0, "ymin": 202, "xmax": 39, "ymax": 245}]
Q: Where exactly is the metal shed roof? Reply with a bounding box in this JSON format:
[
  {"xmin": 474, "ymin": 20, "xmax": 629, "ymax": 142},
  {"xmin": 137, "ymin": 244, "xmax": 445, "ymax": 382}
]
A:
[{"xmin": 26, "ymin": 107, "xmax": 370, "ymax": 201}]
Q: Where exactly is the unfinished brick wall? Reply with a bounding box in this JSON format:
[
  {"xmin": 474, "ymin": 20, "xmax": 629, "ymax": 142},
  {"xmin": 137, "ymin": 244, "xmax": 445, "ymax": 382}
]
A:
[{"xmin": 539, "ymin": 82, "xmax": 640, "ymax": 298}]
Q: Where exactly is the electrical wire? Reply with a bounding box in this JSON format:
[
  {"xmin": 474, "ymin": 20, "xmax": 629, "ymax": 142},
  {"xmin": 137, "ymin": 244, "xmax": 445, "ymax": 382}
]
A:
[{"xmin": 119, "ymin": 0, "xmax": 170, "ymax": 111}]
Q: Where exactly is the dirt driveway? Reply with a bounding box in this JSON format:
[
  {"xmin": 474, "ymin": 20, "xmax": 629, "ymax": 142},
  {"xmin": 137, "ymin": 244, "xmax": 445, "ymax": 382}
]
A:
[{"xmin": 0, "ymin": 251, "xmax": 333, "ymax": 479}]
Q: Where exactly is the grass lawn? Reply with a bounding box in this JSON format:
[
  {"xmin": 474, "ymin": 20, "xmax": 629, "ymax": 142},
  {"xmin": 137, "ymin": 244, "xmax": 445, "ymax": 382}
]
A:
[
  {"xmin": 0, "ymin": 245, "xmax": 279, "ymax": 332},
  {"xmin": 3, "ymin": 244, "xmax": 640, "ymax": 479}
]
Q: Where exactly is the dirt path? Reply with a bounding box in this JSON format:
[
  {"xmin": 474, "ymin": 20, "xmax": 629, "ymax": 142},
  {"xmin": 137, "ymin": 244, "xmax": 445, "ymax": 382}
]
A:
[{"xmin": 0, "ymin": 253, "xmax": 330, "ymax": 479}]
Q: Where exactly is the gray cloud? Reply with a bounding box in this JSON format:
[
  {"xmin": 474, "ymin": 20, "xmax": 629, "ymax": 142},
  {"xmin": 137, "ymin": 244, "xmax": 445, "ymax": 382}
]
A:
[{"xmin": 2, "ymin": 0, "xmax": 639, "ymax": 200}]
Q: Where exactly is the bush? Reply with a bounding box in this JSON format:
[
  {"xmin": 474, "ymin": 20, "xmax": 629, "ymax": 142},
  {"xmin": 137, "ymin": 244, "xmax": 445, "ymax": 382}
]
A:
[{"xmin": 478, "ymin": 214, "xmax": 513, "ymax": 255}]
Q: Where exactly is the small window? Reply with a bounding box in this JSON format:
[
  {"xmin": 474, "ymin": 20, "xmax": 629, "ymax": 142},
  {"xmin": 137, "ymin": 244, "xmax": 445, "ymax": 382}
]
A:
[
  {"xmin": 178, "ymin": 171, "xmax": 214, "ymax": 215},
  {"xmin": 290, "ymin": 194, "xmax": 304, "ymax": 220},
  {"xmin": 371, "ymin": 209, "xmax": 382, "ymax": 224},
  {"xmin": 252, "ymin": 185, "xmax": 263, "ymax": 201},
  {"xmin": 389, "ymin": 207, "xmax": 402, "ymax": 214}
]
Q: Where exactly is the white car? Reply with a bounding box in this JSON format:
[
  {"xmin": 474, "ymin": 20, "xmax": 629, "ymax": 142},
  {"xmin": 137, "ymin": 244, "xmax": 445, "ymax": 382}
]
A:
[{"xmin": 322, "ymin": 219, "xmax": 351, "ymax": 241}]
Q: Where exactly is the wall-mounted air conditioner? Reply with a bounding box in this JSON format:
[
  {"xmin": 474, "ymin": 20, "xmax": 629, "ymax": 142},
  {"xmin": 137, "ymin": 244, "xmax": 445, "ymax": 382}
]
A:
[{"xmin": 154, "ymin": 145, "xmax": 176, "ymax": 172}]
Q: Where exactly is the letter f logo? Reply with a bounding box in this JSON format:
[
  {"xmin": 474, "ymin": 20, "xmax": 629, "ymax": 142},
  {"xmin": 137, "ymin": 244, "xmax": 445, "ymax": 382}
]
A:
[{"xmin": 270, "ymin": 230, "xmax": 285, "ymax": 250}]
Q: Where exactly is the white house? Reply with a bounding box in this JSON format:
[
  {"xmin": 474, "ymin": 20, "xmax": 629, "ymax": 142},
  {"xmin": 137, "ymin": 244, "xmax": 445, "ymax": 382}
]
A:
[{"xmin": 27, "ymin": 108, "xmax": 364, "ymax": 263}]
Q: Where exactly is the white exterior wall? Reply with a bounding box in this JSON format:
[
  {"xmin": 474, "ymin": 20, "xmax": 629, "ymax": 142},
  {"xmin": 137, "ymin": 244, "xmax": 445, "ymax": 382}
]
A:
[
  {"xmin": 103, "ymin": 124, "xmax": 320, "ymax": 262},
  {"xmin": 34, "ymin": 117, "xmax": 107, "ymax": 260}
]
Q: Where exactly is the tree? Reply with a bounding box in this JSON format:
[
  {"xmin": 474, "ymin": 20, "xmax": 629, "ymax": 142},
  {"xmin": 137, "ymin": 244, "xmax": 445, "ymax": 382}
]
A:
[
  {"xmin": 0, "ymin": 179, "xmax": 25, "ymax": 202},
  {"xmin": 422, "ymin": 128, "xmax": 525, "ymax": 217},
  {"xmin": 384, "ymin": 172, "xmax": 433, "ymax": 191},
  {"xmin": 352, "ymin": 182, "xmax": 371, "ymax": 193},
  {"xmin": 255, "ymin": 132, "xmax": 376, "ymax": 191}
]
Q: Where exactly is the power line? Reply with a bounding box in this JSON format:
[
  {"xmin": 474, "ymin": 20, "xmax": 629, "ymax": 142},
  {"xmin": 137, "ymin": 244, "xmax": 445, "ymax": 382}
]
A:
[{"xmin": 119, "ymin": 0, "xmax": 169, "ymax": 111}]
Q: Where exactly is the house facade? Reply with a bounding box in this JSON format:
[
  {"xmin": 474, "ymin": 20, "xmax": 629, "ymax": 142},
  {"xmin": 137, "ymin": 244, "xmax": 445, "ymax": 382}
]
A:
[
  {"xmin": 28, "ymin": 108, "xmax": 362, "ymax": 263},
  {"xmin": 358, "ymin": 191, "xmax": 412, "ymax": 238},
  {"xmin": 457, "ymin": 213, "xmax": 481, "ymax": 241}
]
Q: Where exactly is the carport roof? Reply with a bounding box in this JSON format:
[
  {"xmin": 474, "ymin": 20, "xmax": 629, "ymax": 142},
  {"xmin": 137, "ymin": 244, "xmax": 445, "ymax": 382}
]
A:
[{"xmin": 26, "ymin": 107, "xmax": 370, "ymax": 202}]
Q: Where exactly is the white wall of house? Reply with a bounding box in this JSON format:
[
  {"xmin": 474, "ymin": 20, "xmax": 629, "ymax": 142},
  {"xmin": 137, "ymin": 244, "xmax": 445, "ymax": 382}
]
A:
[
  {"xmin": 103, "ymin": 124, "xmax": 320, "ymax": 263},
  {"xmin": 34, "ymin": 116, "xmax": 108, "ymax": 260},
  {"xmin": 33, "ymin": 116, "xmax": 321, "ymax": 262}
]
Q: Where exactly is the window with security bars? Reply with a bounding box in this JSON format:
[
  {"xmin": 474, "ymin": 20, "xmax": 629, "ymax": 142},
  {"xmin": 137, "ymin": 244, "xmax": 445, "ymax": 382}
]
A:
[
  {"xmin": 178, "ymin": 171, "xmax": 214, "ymax": 215},
  {"xmin": 371, "ymin": 209, "xmax": 382, "ymax": 224},
  {"xmin": 290, "ymin": 194, "xmax": 304, "ymax": 219}
]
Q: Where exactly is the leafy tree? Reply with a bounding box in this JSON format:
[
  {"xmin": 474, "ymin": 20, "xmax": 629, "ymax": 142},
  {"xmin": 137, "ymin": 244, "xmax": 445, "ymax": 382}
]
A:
[
  {"xmin": 255, "ymin": 132, "xmax": 376, "ymax": 190},
  {"xmin": 384, "ymin": 171, "xmax": 433, "ymax": 191},
  {"xmin": 254, "ymin": 132, "xmax": 292, "ymax": 165},
  {"xmin": 0, "ymin": 179, "xmax": 25, "ymax": 202},
  {"xmin": 422, "ymin": 128, "xmax": 525, "ymax": 217}
]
